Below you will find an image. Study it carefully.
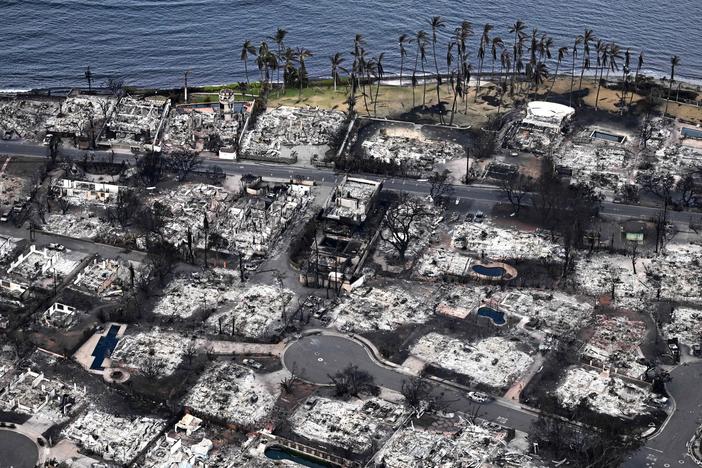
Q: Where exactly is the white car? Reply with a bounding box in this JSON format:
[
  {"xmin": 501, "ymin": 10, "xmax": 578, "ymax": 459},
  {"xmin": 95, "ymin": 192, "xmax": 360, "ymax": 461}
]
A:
[
  {"xmin": 242, "ymin": 358, "xmax": 262, "ymax": 370},
  {"xmin": 467, "ymin": 391, "xmax": 492, "ymax": 404},
  {"xmin": 47, "ymin": 243, "xmax": 65, "ymax": 252}
]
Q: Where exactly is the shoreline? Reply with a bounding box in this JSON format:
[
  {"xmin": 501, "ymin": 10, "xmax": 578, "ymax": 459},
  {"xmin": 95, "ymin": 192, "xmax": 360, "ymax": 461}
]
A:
[{"xmin": 2, "ymin": 71, "xmax": 701, "ymax": 96}]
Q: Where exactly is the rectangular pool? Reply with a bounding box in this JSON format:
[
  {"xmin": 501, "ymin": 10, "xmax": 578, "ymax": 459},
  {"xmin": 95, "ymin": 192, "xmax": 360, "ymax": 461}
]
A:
[
  {"xmin": 682, "ymin": 127, "xmax": 702, "ymax": 140},
  {"xmin": 591, "ymin": 130, "xmax": 626, "ymax": 144}
]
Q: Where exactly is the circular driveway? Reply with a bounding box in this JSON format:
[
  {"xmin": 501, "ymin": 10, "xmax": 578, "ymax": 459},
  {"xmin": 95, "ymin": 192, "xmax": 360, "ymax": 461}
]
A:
[
  {"xmin": 283, "ymin": 334, "xmax": 404, "ymax": 387},
  {"xmin": 0, "ymin": 429, "xmax": 38, "ymax": 468}
]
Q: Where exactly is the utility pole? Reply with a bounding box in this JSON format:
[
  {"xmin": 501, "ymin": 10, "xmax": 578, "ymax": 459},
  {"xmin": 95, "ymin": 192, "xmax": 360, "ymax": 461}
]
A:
[
  {"xmin": 184, "ymin": 70, "xmax": 191, "ymax": 103},
  {"xmin": 84, "ymin": 66, "xmax": 93, "ymax": 92}
]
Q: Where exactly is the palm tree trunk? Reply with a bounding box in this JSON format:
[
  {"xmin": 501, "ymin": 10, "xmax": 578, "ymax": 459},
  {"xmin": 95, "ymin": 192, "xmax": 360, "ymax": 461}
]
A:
[
  {"xmin": 244, "ymin": 60, "xmax": 250, "ymax": 85},
  {"xmin": 569, "ymin": 54, "xmax": 576, "ymax": 107},
  {"xmin": 422, "ymin": 60, "xmax": 427, "ymax": 108},
  {"xmin": 546, "ymin": 61, "xmax": 560, "ymax": 101},
  {"xmin": 665, "ymin": 80, "xmax": 674, "ymax": 115},
  {"xmin": 432, "ymin": 41, "xmax": 442, "ymax": 114},
  {"xmin": 400, "ymin": 55, "xmax": 404, "ymax": 87},
  {"xmin": 595, "ymin": 66, "xmax": 604, "ymax": 110},
  {"xmin": 629, "ymin": 67, "xmax": 640, "ymax": 107}
]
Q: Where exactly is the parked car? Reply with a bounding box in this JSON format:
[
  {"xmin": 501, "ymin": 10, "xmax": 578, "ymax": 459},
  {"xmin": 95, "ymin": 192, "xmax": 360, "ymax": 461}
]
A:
[
  {"xmin": 465, "ymin": 213, "xmax": 475, "ymax": 222},
  {"xmin": 474, "ymin": 211, "xmax": 485, "ymax": 223},
  {"xmin": 47, "ymin": 243, "xmax": 65, "ymax": 252},
  {"xmin": 242, "ymin": 358, "xmax": 263, "ymax": 370},
  {"xmin": 467, "ymin": 391, "xmax": 493, "ymax": 404}
]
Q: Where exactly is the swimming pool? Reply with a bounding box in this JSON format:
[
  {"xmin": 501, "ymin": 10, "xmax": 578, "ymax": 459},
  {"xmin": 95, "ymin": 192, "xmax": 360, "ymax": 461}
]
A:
[
  {"xmin": 472, "ymin": 264, "xmax": 506, "ymax": 277},
  {"xmin": 591, "ymin": 130, "xmax": 626, "ymax": 143},
  {"xmin": 265, "ymin": 446, "xmax": 332, "ymax": 468},
  {"xmin": 477, "ymin": 307, "xmax": 506, "ymax": 326},
  {"xmin": 682, "ymin": 127, "xmax": 702, "ymax": 139}
]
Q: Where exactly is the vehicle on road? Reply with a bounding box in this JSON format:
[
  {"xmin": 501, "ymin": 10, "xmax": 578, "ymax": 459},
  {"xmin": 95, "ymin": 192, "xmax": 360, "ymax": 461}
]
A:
[
  {"xmin": 475, "ymin": 211, "xmax": 485, "ymax": 223},
  {"xmin": 47, "ymin": 243, "xmax": 65, "ymax": 252},
  {"xmin": 242, "ymin": 358, "xmax": 263, "ymax": 369},
  {"xmin": 467, "ymin": 391, "xmax": 493, "ymax": 403}
]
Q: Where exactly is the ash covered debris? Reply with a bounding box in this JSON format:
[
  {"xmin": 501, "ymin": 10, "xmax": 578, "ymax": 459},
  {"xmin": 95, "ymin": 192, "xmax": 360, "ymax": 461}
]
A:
[
  {"xmin": 663, "ymin": 307, "xmax": 702, "ymax": 349},
  {"xmin": 289, "ymin": 396, "xmax": 406, "ymax": 454},
  {"xmin": 63, "ymin": 408, "xmax": 166, "ymax": 464},
  {"xmin": 111, "ymin": 329, "xmax": 187, "ymax": 377},
  {"xmin": 185, "ymin": 362, "xmax": 277, "ymax": 428},
  {"xmin": 555, "ymin": 367, "xmax": 655, "ymax": 418},
  {"xmin": 452, "ymin": 221, "xmax": 563, "ymax": 261},
  {"xmin": 581, "ymin": 315, "xmax": 647, "ymax": 379},
  {"xmin": 411, "ymin": 333, "xmax": 534, "ymax": 389}
]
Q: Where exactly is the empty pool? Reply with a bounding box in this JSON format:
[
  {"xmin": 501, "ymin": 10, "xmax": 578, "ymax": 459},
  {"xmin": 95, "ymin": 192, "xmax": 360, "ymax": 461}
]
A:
[
  {"xmin": 477, "ymin": 307, "xmax": 506, "ymax": 326},
  {"xmin": 472, "ymin": 264, "xmax": 506, "ymax": 277},
  {"xmin": 682, "ymin": 127, "xmax": 702, "ymax": 140},
  {"xmin": 591, "ymin": 131, "xmax": 626, "ymax": 143}
]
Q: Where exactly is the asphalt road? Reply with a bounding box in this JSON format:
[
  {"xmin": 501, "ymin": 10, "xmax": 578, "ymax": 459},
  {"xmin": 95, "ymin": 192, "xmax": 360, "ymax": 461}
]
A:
[
  {"xmin": 282, "ymin": 334, "xmax": 538, "ymax": 433},
  {"xmin": 624, "ymin": 361, "xmax": 702, "ymax": 468},
  {"xmin": 1, "ymin": 140, "xmax": 700, "ymax": 225},
  {"xmin": 0, "ymin": 429, "xmax": 38, "ymax": 468}
]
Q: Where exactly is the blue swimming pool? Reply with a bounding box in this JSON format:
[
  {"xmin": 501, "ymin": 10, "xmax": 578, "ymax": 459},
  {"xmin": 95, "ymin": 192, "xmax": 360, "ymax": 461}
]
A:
[
  {"xmin": 477, "ymin": 307, "xmax": 506, "ymax": 326},
  {"xmin": 90, "ymin": 325, "xmax": 120, "ymax": 370},
  {"xmin": 591, "ymin": 131, "xmax": 626, "ymax": 143},
  {"xmin": 472, "ymin": 264, "xmax": 506, "ymax": 277},
  {"xmin": 682, "ymin": 127, "xmax": 702, "ymax": 139},
  {"xmin": 265, "ymin": 446, "xmax": 331, "ymax": 468}
]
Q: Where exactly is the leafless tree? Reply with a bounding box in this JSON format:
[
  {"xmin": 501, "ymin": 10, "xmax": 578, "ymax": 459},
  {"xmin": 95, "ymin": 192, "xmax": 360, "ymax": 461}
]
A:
[
  {"xmin": 104, "ymin": 77, "xmax": 126, "ymax": 98},
  {"xmin": 108, "ymin": 189, "xmax": 142, "ymax": 227},
  {"xmin": 167, "ymin": 149, "xmax": 202, "ymax": 181},
  {"xmin": 428, "ymin": 169, "xmax": 453, "ymax": 205},
  {"xmin": 280, "ymin": 373, "xmax": 298, "ymax": 394},
  {"xmin": 328, "ymin": 365, "xmax": 377, "ymax": 397},
  {"xmin": 629, "ymin": 240, "xmax": 639, "ymax": 274},
  {"xmin": 184, "ymin": 341, "xmax": 197, "ymax": 368},
  {"xmin": 500, "ymin": 174, "xmax": 531, "ymax": 215},
  {"xmin": 401, "ymin": 377, "xmax": 431, "ymax": 409},
  {"xmin": 56, "ymin": 196, "xmax": 71, "ymax": 215},
  {"xmin": 380, "ymin": 193, "xmax": 429, "ymax": 261},
  {"xmin": 677, "ymin": 174, "xmax": 696, "ymax": 207}
]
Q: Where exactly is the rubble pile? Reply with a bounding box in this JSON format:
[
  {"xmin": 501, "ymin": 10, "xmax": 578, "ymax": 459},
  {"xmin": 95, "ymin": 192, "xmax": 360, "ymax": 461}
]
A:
[
  {"xmin": 0, "ymin": 98, "xmax": 59, "ymax": 140},
  {"xmin": 493, "ymin": 290, "xmax": 594, "ymax": 335},
  {"xmin": 43, "ymin": 212, "xmax": 106, "ymax": 239},
  {"xmin": 107, "ymin": 97, "xmax": 163, "ymax": 144},
  {"xmin": 206, "ymin": 284, "xmax": 294, "ymax": 338},
  {"xmin": 0, "ymin": 174, "xmax": 30, "ymax": 210},
  {"xmin": 164, "ymin": 110, "xmax": 241, "ymax": 151},
  {"xmin": 8, "ymin": 245, "xmax": 80, "ymax": 282},
  {"xmin": 289, "ymin": 397, "xmax": 404, "ymax": 453},
  {"xmin": 663, "ymin": 307, "xmax": 702, "ymax": 348},
  {"xmin": 185, "ymin": 362, "xmax": 277, "ymax": 428},
  {"xmin": 360, "ymin": 133, "xmax": 464, "ymax": 171},
  {"xmin": 574, "ymin": 254, "xmax": 644, "ymax": 307},
  {"xmin": 0, "ymin": 236, "xmax": 18, "ymax": 262},
  {"xmin": 556, "ymin": 143, "xmax": 634, "ymax": 188},
  {"xmin": 581, "ymin": 315, "xmax": 647, "ymax": 378},
  {"xmin": 73, "ymin": 257, "xmax": 141, "ymax": 298},
  {"xmin": 0, "ymin": 368, "xmax": 85, "ymax": 422},
  {"xmin": 111, "ymin": 329, "xmax": 187, "ymax": 376},
  {"xmin": 63, "ymin": 408, "xmax": 166, "ymax": 464},
  {"xmin": 375, "ymin": 423, "xmax": 507, "ymax": 467},
  {"xmin": 329, "ymin": 284, "xmax": 434, "ymax": 332},
  {"xmin": 216, "ymin": 184, "xmax": 312, "ymax": 257},
  {"xmin": 653, "ymin": 144, "xmax": 702, "ymax": 174},
  {"xmin": 555, "ymin": 367, "xmax": 652, "ymax": 417},
  {"xmin": 411, "ymin": 333, "xmax": 534, "ymax": 388},
  {"xmin": 652, "ymin": 243, "xmax": 702, "ymax": 304},
  {"xmin": 436, "ymin": 285, "xmax": 493, "ymax": 319},
  {"xmin": 452, "ymin": 221, "xmax": 562, "ymax": 261},
  {"xmin": 242, "ymin": 106, "xmax": 345, "ymax": 159},
  {"xmin": 45, "ymin": 96, "xmax": 115, "ymax": 135},
  {"xmin": 147, "ymin": 184, "xmax": 232, "ymax": 248},
  {"xmin": 416, "ymin": 248, "xmax": 473, "ymax": 279},
  {"xmin": 152, "ymin": 272, "xmax": 241, "ymax": 319}
]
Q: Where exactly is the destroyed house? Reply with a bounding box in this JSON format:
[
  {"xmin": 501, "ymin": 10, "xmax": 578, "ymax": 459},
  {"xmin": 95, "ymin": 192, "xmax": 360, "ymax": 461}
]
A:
[
  {"xmin": 324, "ymin": 176, "xmax": 382, "ymax": 225},
  {"xmin": 54, "ymin": 178, "xmax": 120, "ymax": 202}
]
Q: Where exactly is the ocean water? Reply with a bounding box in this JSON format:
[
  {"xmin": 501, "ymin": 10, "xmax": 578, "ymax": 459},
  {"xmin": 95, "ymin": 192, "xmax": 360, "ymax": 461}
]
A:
[{"xmin": 1, "ymin": 0, "xmax": 700, "ymax": 90}]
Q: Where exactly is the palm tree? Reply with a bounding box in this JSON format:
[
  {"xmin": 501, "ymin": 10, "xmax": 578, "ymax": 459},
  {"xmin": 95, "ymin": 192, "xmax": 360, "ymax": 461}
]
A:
[
  {"xmin": 629, "ymin": 51, "xmax": 644, "ymax": 107},
  {"xmin": 508, "ymin": 20, "xmax": 527, "ymax": 94},
  {"xmin": 578, "ymin": 29, "xmax": 596, "ymax": 93},
  {"xmin": 621, "ymin": 48, "xmax": 631, "ymax": 110},
  {"xmin": 455, "ymin": 21, "xmax": 473, "ymax": 108},
  {"xmin": 330, "ymin": 52, "xmax": 345, "ymax": 92},
  {"xmin": 498, "ymin": 49, "xmax": 511, "ymax": 113},
  {"xmin": 546, "ymin": 46, "xmax": 568, "ymax": 100},
  {"xmin": 351, "ymin": 34, "xmax": 366, "ymax": 99},
  {"xmin": 665, "ymin": 55, "xmax": 681, "ymax": 115},
  {"xmin": 529, "ymin": 62, "xmax": 549, "ymax": 100},
  {"xmin": 490, "ymin": 37, "xmax": 504, "ymax": 83},
  {"xmin": 475, "ymin": 23, "xmax": 493, "ymax": 102},
  {"xmin": 240, "ymin": 40, "xmax": 257, "ymax": 85},
  {"xmin": 281, "ymin": 47, "xmax": 296, "ymax": 94},
  {"xmin": 296, "ymin": 48, "xmax": 313, "ymax": 99},
  {"xmin": 593, "ymin": 40, "xmax": 609, "ymax": 110},
  {"xmin": 413, "ymin": 30, "xmax": 429, "ymax": 108},
  {"xmin": 84, "ymin": 66, "xmax": 93, "ymax": 92},
  {"xmin": 398, "ymin": 34, "xmax": 413, "ymax": 86},
  {"xmin": 374, "ymin": 53, "xmax": 385, "ymax": 115},
  {"xmin": 271, "ymin": 28, "xmax": 288, "ymax": 87},
  {"xmin": 569, "ymin": 37, "xmax": 581, "ymax": 107},
  {"xmin": 429, "ymin": 16, "xmax": 446, "ymax": 114},
  {"xmin": 256, "ymin": 41, "xmax": 277, "ymax": 87}
]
